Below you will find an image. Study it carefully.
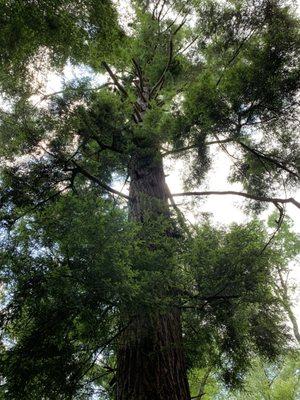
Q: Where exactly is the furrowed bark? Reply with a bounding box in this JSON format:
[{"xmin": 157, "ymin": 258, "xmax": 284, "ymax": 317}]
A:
[
  {"xmin": 116, "ymin": 309, "xmax": 190, "ymax": 400},
  {"xmin": 115, "ymin": 146, "xmax": 190, "ymax": 399}
]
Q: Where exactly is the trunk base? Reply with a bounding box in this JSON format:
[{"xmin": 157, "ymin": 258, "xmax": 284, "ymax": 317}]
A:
[{"xmin": 116, "ymin": 309, "xmax": 190, "ymax": 400}]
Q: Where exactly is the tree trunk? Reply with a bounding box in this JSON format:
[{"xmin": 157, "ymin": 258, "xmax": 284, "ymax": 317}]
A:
[{"xmin": 115, "ymin": 150, "xmax": 190, "ymax": 400}]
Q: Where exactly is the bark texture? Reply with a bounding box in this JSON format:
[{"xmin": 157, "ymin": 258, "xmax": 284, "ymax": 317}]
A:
[
  {"xmin": 116, "ymin": 310, "xmax": 190, "ymax": 400},
  {"xmin": 115, "ymin": 151, "xmax": 190, "ymax": 400}
]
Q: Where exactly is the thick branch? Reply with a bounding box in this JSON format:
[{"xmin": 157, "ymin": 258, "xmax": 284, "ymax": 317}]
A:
[
  {"xmin": 71, "ymin": 161, "xmax": 130, "ymax": 200},
  {"xmin": 132, "ymin": 58, "xmax": 144, "ymax": 93},
  {"xmin": 172, "ymin": 191, "xmax": 300, "ymax": 209}
]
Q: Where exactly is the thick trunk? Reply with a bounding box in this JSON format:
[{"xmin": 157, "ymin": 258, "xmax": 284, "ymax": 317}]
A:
[
  {"xmin": 116, "ymin": 310, "xmax": 190, "ymax": 400},
  {"xmin": 115, "ymin": 151, "xmax": 190, "ymax": 400},
  {"xmin": 128, "ymin": 150, "xmax": 170, "ymax": 220}
]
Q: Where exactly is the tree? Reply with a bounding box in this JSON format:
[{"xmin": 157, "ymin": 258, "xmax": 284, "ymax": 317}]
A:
[
  {"xmin": 187, "ymin": 352, "xmax": 300, "ymax": 400},
  {"xmin": 228, "ymin": 352, "xmax": 300, "ymax": 400},
  {"xmin": 0, "ymin": 0, "xmax": 300, "ymax": 399}
]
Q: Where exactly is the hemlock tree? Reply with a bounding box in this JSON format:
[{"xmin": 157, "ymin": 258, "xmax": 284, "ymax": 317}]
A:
[{"xmin": 0, "ymin": 0, "xmax": 300, "ymax": 399}]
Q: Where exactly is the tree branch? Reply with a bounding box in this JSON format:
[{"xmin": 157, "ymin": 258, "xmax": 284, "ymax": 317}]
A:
[
  {"xmin": 150, "ymin": 35, "xmax": 173, "ymax": 97},
  {"xmin": 177, "ymin": 35, "xmax": 199, "ymax": 56},
  {"xmin": 71, "ymin": 161, "xmax": 130, "ymax": 200},
  {"xmin": 163, "ymin": 136, "xmax": 300, "ymax": 181},
  {"xmin": 157, "ymin": 0, "xmax": 167, "ymax": 22},
  {"xmin": 238, "ymin": 141, "xmax": 300, "ymax": 180},
  {"xmin": 8, "ymin": 184, "xmax": 71, "ymax": 226},
  {"xmin": 33, "ymin": 83, "xmax": 113, "ymax": 106},
  {"xmin": 162, "ymin": 138, "xmax": 234, "ymax": 156},
  {"xmin": 216, "ymin": 29, "xmax": 256, "ymax": 88},
  {"xmin": 102, "ymin": 62, "xmax": 128, "ymax": 97},
  {"xmin": 172, "ymin": 191, "xmax": 300, "ymax": 209},
  {"xmin": 132, "ymin": 58, "xmax": 144, "ymax": 94}
]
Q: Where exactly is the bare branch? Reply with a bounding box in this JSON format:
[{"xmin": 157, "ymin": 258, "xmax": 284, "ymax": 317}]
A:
[
  {"xmin": 132, "ymin": 58, "xmax": 144, "ymax": 93},
  {"xmin": 172, "ymin": 191, "xmax": 300, "ymax": 209},
  {"xmin": 32, "ymin": 83, "xmax": 113, "ymax": 107},
  {"xmin": 173, "ymin": 18, "xmax": 186, "ymax": 36},
  {"xmin": 157, "ymin": 0, "xmax": 167, "ymax": 22},
  {"xmin": 71, "ymin": 160, "xmax": 130, "ymax": 200},
  {"xmin": 160, "ymin": 2, "xmax": 178, "ymax": 24},
  {"xmin": 259, "ymin": 203, "xmax": 285, "ymax": 255},
  {"xmin": 102, "ymin": 62, "xmax": 128, "ymax": 97},
  {"xmin": 150, "ymin": 35, "xmax": 173, "ymax": 97},
  {"xmin": 165, "ymin": 183, "xmax": 191, "ymax": 236},
  {"xmin": 152, "ymin": 0, "xmax": 161, "ymax": 19},
  {"xmin": 177, "ymin": 35, "xmax": 199, "ymax": 56}
]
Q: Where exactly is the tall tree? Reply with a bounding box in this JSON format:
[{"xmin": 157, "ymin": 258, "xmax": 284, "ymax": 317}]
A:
[{"xmin": 0, "ymin": 0, "xmax": 300, "ymax": 399}]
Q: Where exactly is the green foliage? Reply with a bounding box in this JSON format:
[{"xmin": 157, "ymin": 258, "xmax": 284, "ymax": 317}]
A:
[
  {"xmin": 188, "ymin": 351, "xmax": 300, "ymax": 400},
  {"xmin": 0, "ymin": 194, "xmax": 134, "ymax": 399},
  {"xmin": 1, "ymin": 201, "xmax": 296, "ymax": 397},
  {"xmin": 0, "ymin": 0, "xmax": 122, "ymax": 94},
  {"xmin": 228, "ymin": 352, "xmax": 300, "ymax": 400},
  {"xmin": 183, "ymin": 220, "xmax": 290, "ymax": 387}
]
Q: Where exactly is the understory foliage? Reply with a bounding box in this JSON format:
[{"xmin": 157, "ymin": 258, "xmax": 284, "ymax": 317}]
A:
[
  {"xmin": 188, "ymin": 350, "xmax": 300, "ymax": 400},
  {"xmin": 0, "ymin": 0, "xmax": 300, "ymax": 398}
]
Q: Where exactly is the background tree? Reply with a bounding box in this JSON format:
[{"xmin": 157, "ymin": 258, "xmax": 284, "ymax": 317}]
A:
[
  {"xmin": 188, "ymin": 352, "xmax": 300, "ymax": 400},
  {"xmin": 0, "ymin": 0, "xmax": 300, "ymax": 399},
  {"xmin": 269, "ymin": 215, "xmax": 300, "ymax": 345},
  {"xmin": 229, "ymin": 353, "xmax": 300, "ymax": 400}
]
